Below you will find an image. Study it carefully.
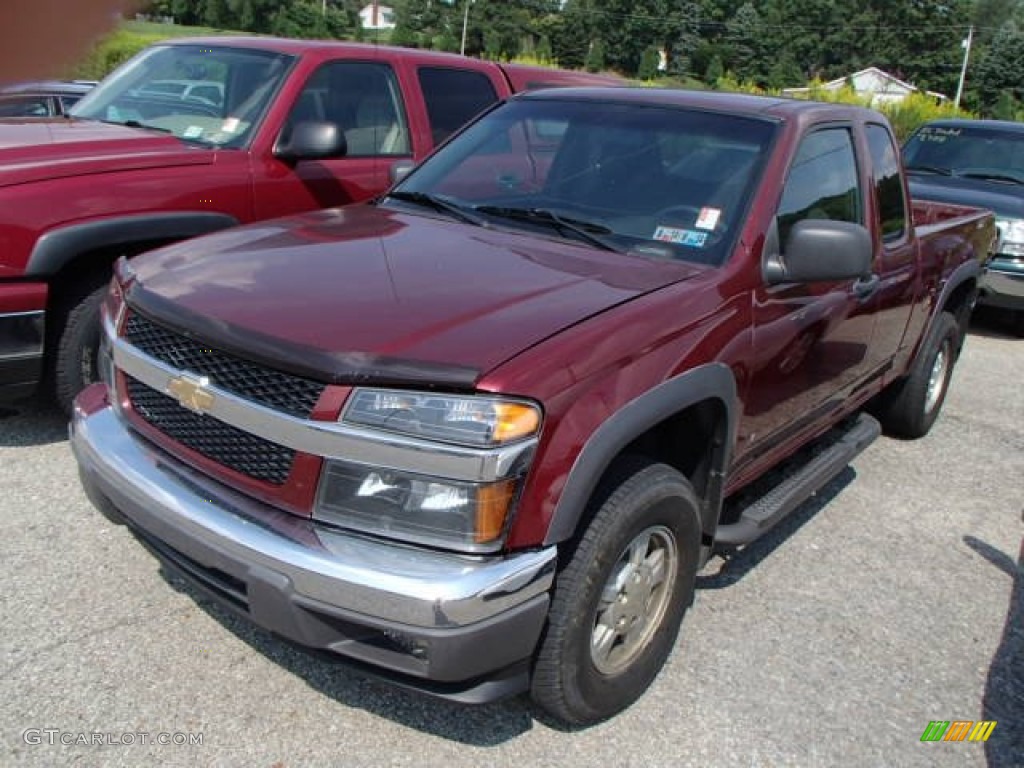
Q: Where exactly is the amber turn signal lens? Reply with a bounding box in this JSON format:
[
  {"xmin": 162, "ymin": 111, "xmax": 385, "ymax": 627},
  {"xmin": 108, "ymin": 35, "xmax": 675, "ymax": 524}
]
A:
[
  {"xmin": 492, "ymin": 403, "xmax": 542, "ymax": 444},
  {"xmin": 475, "ymin": 479, "xmax": 517, "ymax": 543}
]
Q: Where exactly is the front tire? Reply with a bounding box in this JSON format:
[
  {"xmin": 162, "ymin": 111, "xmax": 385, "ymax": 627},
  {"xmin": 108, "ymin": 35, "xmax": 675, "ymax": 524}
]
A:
[
  {"xmin": 530, "ymin": 460, "xmax": 700, "ymax": 725},
  {"xmin": 54, "ymin": 282, "xmax": 107, "ymax": 415},
  {"xmin": 873, "ymin": 311, "xmax": 959, "ymax": 439}
]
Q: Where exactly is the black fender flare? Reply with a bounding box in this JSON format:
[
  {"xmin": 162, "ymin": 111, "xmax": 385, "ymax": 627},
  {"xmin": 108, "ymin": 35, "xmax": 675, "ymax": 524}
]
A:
[
  {"xmin": 543, "ymin": 362, "xmax": 737, "ymax": 547},
  {"xmin": 25, "ymin": 212, "xmax": 241, "ymax": 277},
  {"xmin": 930, "ymin": 257, "xmax": 981, "ymax": 339}
]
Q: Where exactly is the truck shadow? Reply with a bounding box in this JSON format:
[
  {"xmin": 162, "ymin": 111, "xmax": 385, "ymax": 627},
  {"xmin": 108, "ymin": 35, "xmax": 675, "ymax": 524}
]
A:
[
  {"xmin": 969, "ymin": 307, "xmax": 1021, "ymax": 340},
  {"xmin": 962, "ymin": 534, "xmax": 1023, "ymax": 768},
  {"xmin": 0, "ymin": 395, "xmax": 68, "ymax": 447},
  {"xmin": 160, "ymin": 570, "xmax": 538, "ymax": 744},
  {"xmin": 697, "ymin": 466, "xmax": 856, "ymax": 589}
]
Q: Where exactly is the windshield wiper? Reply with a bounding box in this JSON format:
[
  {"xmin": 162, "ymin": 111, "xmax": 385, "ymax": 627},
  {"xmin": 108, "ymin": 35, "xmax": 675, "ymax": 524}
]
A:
[
  {"xmin": 906, "ymin": 164, "xmax": 953, "ymax": 176},
  {"xmin": 958, "ymin": 171, "xmax": 1024, "ymax": 185},
  {"xmin": 100, "ymin": 118, "xmax": 172, "ymax": 134},
  {"xmin": 387, "ymin": 191, "xmax": 486, "ymax": 226},
  {"xmin": 476, "ymin": 206, "xmax": 619, "ymax": 252}
]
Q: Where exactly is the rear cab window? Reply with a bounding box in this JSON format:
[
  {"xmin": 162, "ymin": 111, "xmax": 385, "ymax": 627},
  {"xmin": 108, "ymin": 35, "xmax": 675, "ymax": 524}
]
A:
[{"xmin": 866, "ymin": 123, "xmax": 907, "ymax": 242}]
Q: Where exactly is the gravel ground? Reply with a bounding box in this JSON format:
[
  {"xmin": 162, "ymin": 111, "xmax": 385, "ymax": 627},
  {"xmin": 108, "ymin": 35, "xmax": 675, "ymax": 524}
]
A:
[{"xmin": 1, "ymin": 311, "xmax": 1020, "ymax": 768}]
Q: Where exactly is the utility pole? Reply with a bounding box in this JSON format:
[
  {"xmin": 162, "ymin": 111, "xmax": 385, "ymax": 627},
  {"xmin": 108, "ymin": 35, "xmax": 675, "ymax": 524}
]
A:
[
  {"xmin": 460, "ymin": 0, "xmax": 472, "ymax": 56},
  {"xmin": 955, "ymin": 25, "xmax": 973, "ymax": 110}
]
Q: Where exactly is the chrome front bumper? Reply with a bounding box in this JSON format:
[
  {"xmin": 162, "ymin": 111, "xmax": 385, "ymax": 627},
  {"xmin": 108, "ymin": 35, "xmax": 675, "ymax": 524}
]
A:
[
  {"xmin": 70, "ymin": 386, "xmax": 555, "ymax": 701},
  {"xmin": 979, "ymin": 258, "xmax": 1024, "ymax": 311}
]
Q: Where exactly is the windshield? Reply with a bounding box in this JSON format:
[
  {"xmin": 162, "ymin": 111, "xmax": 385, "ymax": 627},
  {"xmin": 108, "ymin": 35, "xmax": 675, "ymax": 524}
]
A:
[
  {"xmin": 903, "ymin": 124, "xmax": 1024, "ymax": 184},
  {"xmin": 390, "ymin": 98, "xmax": 775, "ymax": 265},
  {"xmin": 71, "ymin": 44, "xmax": 294, "ymax": 148}
]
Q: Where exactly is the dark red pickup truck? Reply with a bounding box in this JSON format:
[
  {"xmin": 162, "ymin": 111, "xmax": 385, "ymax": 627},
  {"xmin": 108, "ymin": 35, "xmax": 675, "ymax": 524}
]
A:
[
  {"xmin": 71, "ymin": 88, "xmax": 995, "ymax": 725},
  {"xmin": 0, "ymin": 36, "xmax": 616, "ymax": 410}
]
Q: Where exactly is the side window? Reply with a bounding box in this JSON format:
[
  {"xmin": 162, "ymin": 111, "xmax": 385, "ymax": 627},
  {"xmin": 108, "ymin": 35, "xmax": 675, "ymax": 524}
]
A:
[
  {"xmin": 866, "ymin": 124, "xmax": 907, "ymax": 242},
  {"xmin": 777, "ymin": 128, "xmax": 861, "ymax": 248},
  {"xmin": 287, "ymin": 61, "xmax": 410, "ymax": 157},
  {"xmin": 0, "ymin": 95, "xmax": 50, "ymax": 117},
  {"xmin": 417, "ymin": 67, "xmax": 499, "ymax": 146}
]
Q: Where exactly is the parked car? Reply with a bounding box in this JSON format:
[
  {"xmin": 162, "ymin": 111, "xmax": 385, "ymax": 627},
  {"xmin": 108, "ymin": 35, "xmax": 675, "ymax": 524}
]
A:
[
  {"xmin": 0, "ymin": 80, "xmax": 96, "ymax": 117},
  {"xmin": 904, "ymin": 119, "xmax": 1024, "ymax": 335},
  {"xmin": 71, "ymin": 87, "xmax": 995, "ymax": 725},
  {"xmin": 134, "ymin": 78, "xmax": 225, "ymax": 107},
  {"xmin": 0, "ymin": 37, "xmax": 622, "ymax": 411}
]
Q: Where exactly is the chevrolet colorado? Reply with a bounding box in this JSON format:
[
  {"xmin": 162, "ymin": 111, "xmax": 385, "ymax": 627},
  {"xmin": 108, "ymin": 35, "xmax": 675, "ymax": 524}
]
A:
[{"xmin": 72, "ymin": 88, "xmax": 995, "ymax": 725}]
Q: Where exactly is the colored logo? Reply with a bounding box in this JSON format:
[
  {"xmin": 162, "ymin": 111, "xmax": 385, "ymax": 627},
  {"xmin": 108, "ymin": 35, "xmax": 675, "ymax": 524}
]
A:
[
  {"xmin": 920, "ymin": 720, "xmax": 997, "ymax": 742},
  {"xmin": 166, "ymin": 374, "xmax": 215, "ymax": 414}
]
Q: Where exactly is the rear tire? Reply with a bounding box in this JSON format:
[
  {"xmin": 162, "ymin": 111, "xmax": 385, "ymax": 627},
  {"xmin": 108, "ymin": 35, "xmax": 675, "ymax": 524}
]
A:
[
  {"xmin": 530, "ymin": 460, "xmax": 700, "ymax": 725},
  {"xmin": 54, "ymin": 282, "xmax": 108, "ymax": 416},
  {"xmin": 873, "ymin": 311, "xmax": 959, "ymax": 439}
]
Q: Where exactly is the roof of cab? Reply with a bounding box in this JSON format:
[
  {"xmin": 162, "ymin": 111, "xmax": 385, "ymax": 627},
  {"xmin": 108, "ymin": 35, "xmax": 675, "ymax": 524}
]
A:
[
  {"xmin": 519, "ymin": 86, "xmax": 888, "ymax": 124},
  {"xmin": 161, "ymin": 36, "xmax": 510, "ymax": 67}
]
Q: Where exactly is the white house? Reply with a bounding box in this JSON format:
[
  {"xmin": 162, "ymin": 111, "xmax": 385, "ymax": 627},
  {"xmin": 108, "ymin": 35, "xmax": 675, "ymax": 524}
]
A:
[
  {"xmin": 783, "ymin": 67, "xmax": 947, "ymax": 105},
  {"xmin": 359, "ymin": 3, "xmax": 396, "ymax": 30}
]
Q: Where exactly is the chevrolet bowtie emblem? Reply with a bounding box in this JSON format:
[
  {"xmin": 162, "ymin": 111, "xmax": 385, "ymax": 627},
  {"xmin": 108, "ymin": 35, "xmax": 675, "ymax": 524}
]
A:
[{"xmin": 166, "ymin": 374, "xmax": 215, "ymax": 414}]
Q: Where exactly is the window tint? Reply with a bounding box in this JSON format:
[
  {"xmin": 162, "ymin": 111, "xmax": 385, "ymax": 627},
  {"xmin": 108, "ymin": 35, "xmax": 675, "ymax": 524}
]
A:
[
  {"xmin": 287, "ymin": 61, "xmax": 409, "ymax": 156},
  {"xmin": 866, "ymin": 124, "xmax": 906, "ymax": 241},
  {"xmin": 777, "ymin": 128, "xmax": 861, "ymax": 248},
  {"xmin": 0, "ymin": 95, "xmax": 51, "ymax": 116},
  {"xmin": 418, "ymin": 67, "xmax": 499, "ymax": 146}
]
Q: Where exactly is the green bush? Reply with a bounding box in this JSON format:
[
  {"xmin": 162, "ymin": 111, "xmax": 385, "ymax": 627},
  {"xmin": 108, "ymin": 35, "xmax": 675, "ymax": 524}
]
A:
[
  {"xmin": 880, "ymin": 92, "xmax": 969, "ymax": 142},
  {"xmin": 73, "ymin": 29, "xmax": 165, "ymax": 80}
]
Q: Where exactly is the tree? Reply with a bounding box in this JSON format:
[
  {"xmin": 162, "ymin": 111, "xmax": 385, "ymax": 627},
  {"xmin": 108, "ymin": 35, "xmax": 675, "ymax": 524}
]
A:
[
  {"xmin": 638, "ymin": 46, "xmax": 660, "ymax": 80},
  {"xmin": 723, "ymin": 2, "xmax": 764, "ymax": 82},
  {"xmin": 550, "ymin": 0, "xmax": 592, "ymax": 70},
  {"xmin": 973, "ymin": 20, "xmax": 1024, "ymax": 113},
  {"xmin": 662, "ymin": 1, "xmax": 701, "ymax": 78},
  {"xmin": 703, "ymin": 53, "xmax": 723, "ymax": 85},
  {"xmin": 585, "ymin": 39, "xmax": 606, "ymax": 73}
]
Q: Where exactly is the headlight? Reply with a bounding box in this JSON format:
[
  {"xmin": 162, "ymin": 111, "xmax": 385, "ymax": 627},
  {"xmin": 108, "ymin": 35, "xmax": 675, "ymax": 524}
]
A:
[
  {"xmin": 317, "ymin": 388, "xmax": 542, "ymax": 552},
  {"xmin": 315, "ymin": 460, "xmax": 518, "ymax": 551},
  {"xmin": 996, "ymin": 217, "xmax": 1024, "ymax": 257},
  {"xmin": 342, "ymin": 388, "xmax": 541, "ymax": 447}
]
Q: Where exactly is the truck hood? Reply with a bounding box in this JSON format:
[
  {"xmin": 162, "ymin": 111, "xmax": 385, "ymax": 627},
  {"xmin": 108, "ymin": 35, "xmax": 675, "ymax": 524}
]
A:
[
  {"xmin": 0, "ymin": 118, "xmax": 212, "ymax": 188},
  {"xmin": 909, "ymin": 174, "xmax": 1024, "ymax": 219},
  {"xmin": 126, "ymin": 205, "xmax": 702, "ymax": 387}
]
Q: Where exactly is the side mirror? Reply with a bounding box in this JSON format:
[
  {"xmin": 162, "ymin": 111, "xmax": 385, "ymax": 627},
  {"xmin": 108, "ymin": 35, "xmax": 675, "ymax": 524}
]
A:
[
  {"xmin": 274, "ymin": 121, "xmax": 347, "ymax": 163},
  {"xmin": 764, "ymin": 220, "xmax": 873, "ymax": 284},
  {"xmin": 389, "ymin": 159, "xmax": 416, "ymax": 185}
]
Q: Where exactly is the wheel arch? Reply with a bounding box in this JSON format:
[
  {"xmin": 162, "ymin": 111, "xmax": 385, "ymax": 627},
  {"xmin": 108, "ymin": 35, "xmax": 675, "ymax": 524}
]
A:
[
  {"xmin": 543, "ymin": 362, "xmax": 737, "ymax": 554},
  {"xmin": 933, "ymin": 258, "xmax": 981, "ymax": 346},
  {"xmin": 25, "ymin": 211, "xmax": 240, "ymax": 281}
]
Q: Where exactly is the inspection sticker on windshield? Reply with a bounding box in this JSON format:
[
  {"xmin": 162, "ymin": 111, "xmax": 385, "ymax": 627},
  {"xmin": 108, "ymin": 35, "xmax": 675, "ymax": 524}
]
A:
[
  {"xmin": 653, "ymin": 226, "xmax": 707, "ymax": 247},
  {"xmin": 221, "ymin": 117, "xmax": 240, "ymax": 134},
  {"xmin": 695, "ymin": 207, "xmax": 721, "ymax": 231},
  {"xmin": 183, "ymin": 125, "xmax": 204, "ymax": 139}
]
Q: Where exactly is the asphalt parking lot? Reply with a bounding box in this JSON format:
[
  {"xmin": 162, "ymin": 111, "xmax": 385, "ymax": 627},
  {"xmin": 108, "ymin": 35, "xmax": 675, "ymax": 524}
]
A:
[{"xmin": 1, "ymin": 310, "xmax": 1021, "ymax": 768}]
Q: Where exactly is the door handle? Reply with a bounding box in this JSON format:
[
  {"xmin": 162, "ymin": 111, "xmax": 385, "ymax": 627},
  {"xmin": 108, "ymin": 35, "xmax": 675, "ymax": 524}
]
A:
[{"xmin": 852, "ymin": 273, "xmax": 880, "ymax": 300}]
